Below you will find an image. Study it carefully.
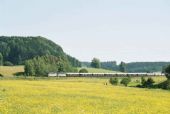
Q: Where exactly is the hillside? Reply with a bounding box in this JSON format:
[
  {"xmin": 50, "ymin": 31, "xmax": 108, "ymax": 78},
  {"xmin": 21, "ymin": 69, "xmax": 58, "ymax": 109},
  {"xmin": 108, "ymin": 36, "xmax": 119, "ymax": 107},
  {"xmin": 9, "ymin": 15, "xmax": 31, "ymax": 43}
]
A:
[
  {"xmin": 78, "ymin": 67, "xmax": 119, "ymax": 73},
  {"xmin": 0, "ymin": 36, "xmax": 81, "ymax": 67}
]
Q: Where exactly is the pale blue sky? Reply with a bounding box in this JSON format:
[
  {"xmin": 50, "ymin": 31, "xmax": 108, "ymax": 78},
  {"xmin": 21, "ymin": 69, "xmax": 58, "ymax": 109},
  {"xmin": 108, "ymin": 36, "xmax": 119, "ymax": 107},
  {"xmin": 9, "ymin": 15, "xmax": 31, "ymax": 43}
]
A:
[{"xmin": 0, "ymin": 0, "xmax": 170, "ymax": 62}]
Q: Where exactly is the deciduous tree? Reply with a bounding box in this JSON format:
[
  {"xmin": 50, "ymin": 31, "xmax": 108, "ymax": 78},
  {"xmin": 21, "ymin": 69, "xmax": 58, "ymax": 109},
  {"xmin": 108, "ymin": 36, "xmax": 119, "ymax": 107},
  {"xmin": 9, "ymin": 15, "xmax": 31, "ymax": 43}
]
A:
[{"xmin": 91, "ymin": 58, "xmax": 101, "ymax": 68}]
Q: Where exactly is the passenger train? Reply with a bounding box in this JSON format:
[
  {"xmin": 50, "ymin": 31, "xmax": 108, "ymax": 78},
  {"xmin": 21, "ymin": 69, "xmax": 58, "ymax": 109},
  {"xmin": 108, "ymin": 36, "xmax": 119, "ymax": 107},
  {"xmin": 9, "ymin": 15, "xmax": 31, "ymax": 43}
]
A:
[
  {"xmin": 48, "ymin": 72, "xmax": 164, "ymax": 77},
  {"xmin": 65, "ymin": 72, "xmax": 164, "ymax": 77}
]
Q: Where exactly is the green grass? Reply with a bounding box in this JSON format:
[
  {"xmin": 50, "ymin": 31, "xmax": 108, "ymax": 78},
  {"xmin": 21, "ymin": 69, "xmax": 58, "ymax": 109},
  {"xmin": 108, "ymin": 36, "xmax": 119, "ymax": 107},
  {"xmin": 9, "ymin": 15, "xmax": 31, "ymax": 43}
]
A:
[
  {"xmin": 0, "ymin": 77, "xmax": 169, "ymax": 114},
  {"xmin": 78, "ymin": 67, "xmax": 119, "ymax": 73}
]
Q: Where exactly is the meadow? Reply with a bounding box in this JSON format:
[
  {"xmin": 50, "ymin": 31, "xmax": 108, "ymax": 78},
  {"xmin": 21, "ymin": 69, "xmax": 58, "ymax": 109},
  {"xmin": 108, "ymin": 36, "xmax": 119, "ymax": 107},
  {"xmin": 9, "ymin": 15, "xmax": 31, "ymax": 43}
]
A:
[
  {"xmin": 0, "ymin": 66, "xmax": 24, "ymax": 77},
  {"xmin": 0, "ymin": 77, "xmax": 170, "ymax": 114}
]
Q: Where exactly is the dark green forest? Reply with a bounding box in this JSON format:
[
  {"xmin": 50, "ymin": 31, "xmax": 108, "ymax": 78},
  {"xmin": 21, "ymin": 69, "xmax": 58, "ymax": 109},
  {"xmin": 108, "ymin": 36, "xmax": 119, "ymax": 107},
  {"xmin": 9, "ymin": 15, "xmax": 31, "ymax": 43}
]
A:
[{"xmin": 0, "ymin": 36, "xmax": 81, "ymax": 74}]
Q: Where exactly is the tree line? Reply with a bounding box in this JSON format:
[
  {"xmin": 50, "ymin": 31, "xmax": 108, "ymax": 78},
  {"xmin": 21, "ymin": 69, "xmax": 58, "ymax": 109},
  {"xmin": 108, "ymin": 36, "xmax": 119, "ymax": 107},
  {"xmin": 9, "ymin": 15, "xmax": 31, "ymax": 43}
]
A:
[
  {"xmin": 25, "ymin": 55, "xmax": 77, "ymax": 76},
  {"xmin": 83, "ymin": 58, "xmax": 127, "ymax": 72},
  {"xmin": 82, "ymin": 58, "xmax": 170, "ymax": 73}
]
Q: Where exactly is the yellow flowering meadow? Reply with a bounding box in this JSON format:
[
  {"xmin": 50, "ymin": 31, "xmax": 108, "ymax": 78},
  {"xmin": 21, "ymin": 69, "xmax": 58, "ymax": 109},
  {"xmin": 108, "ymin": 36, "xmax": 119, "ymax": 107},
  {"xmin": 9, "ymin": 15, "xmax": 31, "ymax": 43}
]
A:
[{"xmin": 0, "ymin": 78, "xmax": 170, "ymax": 114}]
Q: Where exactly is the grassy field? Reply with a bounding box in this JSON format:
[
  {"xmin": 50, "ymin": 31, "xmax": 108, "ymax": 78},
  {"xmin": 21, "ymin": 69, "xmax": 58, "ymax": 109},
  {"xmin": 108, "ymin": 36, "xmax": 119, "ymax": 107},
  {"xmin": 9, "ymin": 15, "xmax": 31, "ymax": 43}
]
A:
[
  {"xmin": 78, "ymin": 67, "xmax": 119, "ymax": 73},
  {"xmin": 0, "ymin": 66, "xmax": 24, "ymax": 77},
  {"xmin": 0, "ymin": 77, "xmax": 170, "ymax": 114}
]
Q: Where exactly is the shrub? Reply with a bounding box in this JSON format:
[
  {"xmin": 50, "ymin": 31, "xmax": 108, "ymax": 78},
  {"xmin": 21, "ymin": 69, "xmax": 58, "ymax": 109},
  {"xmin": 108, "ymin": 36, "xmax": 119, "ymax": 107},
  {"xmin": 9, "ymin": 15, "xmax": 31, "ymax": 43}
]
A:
[
  {"xmin": 158, "ymin": 80, "xmax": 170, "ymax": 90},
  {"xmin": 147, "ymin": 78, "xmax": 155, "ymax": 84},
  {"xmin": 79, "ymin": 68, "xmax": 88, "ymax": 73},
  {"xmin": 0, "ymin": 74, "xmax": 3, "ymax": 77},
  {"xmin": 142, "ymin": 77, "xmax": 155, "ymax": 88},
  {"xmin": 4, "ymin": 61, "xmax": 13, "ymax": 66},
  {"xmin": 109, "ymin": 78, "xmax": 119, "ymax": 85},
  {"xmin": 120, "ymin": 78, "xmax": 131, "ymax": 86},
  {"xmin": 159, "ymin": 65, "xmax": 170, "ymax": 90},
  {"xmin": 141, "ymin": 77, "xmax": 146, "ymax": 85},
  {"xmin": 165, "ymin": 65, "xmax": 170, "ymax": 79}
]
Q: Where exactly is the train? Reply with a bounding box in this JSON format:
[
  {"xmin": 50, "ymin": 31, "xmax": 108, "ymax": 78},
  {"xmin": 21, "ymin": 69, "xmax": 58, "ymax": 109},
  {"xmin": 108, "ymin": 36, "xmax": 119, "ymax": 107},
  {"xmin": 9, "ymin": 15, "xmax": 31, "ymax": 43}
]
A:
[
  {"xmin": 65, "ymin": 72, "xmax": 165, "ymax": 77},
  {"xmin": 48, "ymin": 72, "xmax": 165, "ymax": 77}
]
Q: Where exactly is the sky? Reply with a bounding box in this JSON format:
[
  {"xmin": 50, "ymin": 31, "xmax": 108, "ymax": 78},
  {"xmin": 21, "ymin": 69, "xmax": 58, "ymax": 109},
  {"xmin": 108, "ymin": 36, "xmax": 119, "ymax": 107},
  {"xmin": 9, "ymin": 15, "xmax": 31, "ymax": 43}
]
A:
[{"xmin": 0, "ymin": 0, "xmax": 170, "ymax": 63}]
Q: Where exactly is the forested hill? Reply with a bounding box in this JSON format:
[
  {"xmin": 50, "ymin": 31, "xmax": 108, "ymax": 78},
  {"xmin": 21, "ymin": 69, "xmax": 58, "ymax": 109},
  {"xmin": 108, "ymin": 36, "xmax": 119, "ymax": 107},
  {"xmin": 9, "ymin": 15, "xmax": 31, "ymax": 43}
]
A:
[{"xmin": 0, "ymin": 36, "xmax": 81, "ymax": 67}]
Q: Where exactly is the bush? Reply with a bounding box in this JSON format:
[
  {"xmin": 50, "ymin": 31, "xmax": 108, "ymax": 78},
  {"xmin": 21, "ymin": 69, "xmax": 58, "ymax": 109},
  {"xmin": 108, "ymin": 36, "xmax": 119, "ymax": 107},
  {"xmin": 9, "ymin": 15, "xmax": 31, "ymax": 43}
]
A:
[
  {"xmin": 160, "ymin": 65, "xmax": 170, "ymax": 90},
  {"xmin": 4, "ymin": 61, "xmax": 13, "ymax": 66},
  {"xmin": 141, "ymin": 77, "xmax": 146, "ymax": 85},
  {"xmin": 158, "ymin": 80, "xmax": 170, "ymax": 90},
  {"xmin": 142, "ymin": 77, "xmax": 155, "ymax": 88},
  {"xmin": 165, "ymin": 65, "xmax": 170, "ymax": 79},
  {"xmin": 0, "ymin": 74, "xmax": 3, "ymax": 77},
  {"xmin": 120, "ymin": 78, "xmax": 131, "ymax": 86},
  {"xmin": 79, "ymin": 68, "xmax": 88, "ymax": 73},
  {"xmin": 110, "ymin": 78, "xmax": 119, "ymax": 85},
  {"xmin": 147, "ymin": 78, "xmax": 155, "ymax": 84}
]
